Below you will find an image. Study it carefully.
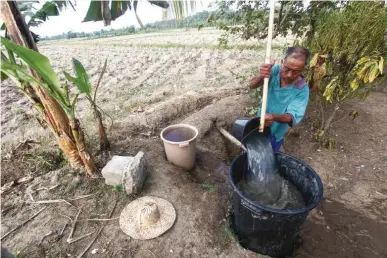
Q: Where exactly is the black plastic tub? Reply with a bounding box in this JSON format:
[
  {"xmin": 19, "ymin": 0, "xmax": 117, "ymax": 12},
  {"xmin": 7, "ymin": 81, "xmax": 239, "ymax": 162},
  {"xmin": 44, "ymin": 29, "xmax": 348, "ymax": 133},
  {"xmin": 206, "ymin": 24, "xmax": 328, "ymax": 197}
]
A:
[
  {"xmin": 229, "ymin": 153, "xmax": 324, "ymax": 257},
  {"xmin": 232, "ymin": 117, "xmax": 270, "ymax": 141}
]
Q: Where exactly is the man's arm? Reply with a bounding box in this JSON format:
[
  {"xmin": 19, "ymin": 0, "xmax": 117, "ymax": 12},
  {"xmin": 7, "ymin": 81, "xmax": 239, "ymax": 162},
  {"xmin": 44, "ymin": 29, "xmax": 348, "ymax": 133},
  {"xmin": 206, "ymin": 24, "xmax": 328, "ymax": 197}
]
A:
[
  {"xmin": 250, "ymin": 63, "xmax": 274, "ymax": 89},
  {"xmin": 250, "ymin": 75, "xmax": 265, "ymax": 89},
  {"xmin": 264, "ymin": 113, "xmax": 293, "ymax": 126}
]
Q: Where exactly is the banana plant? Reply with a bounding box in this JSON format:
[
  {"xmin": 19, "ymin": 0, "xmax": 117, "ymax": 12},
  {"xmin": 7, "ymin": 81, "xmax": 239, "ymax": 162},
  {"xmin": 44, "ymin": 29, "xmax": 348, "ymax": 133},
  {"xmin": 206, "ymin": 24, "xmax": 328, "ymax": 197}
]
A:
[
  {"xmin": 1, "ymin": 37, "xmax": 97, "ymax": 175},
  {"xmin": 83, "ymin": 0, "xmax": 198, "ymax": 28},
  {"xmin": 1, "ymin": 1, "xmax": 76, "ymax": 43},
  {"xmin": 64, "ymin": 58, "xmax": 110, "ymax": 152}
]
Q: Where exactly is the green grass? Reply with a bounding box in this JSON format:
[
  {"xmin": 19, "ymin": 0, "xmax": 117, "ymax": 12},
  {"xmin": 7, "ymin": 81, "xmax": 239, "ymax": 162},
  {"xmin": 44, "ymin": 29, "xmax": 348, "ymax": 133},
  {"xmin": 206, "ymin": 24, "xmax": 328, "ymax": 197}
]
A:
[
  {"xmin": 28, "ymin": 147, "xmax": 66, "ymax": 176},
  {"xmin": 200, "ymin": 183, "xmax": 217, "ymax": 193},
  {"xmin": 216, "ymin": 220, "xmax": 237, "ymax": 248}
]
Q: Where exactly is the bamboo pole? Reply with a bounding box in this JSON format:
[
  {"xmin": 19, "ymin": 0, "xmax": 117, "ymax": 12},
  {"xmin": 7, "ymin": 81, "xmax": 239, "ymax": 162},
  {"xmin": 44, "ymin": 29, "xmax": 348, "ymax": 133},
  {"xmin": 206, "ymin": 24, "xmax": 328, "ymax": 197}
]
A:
[
  {"xmin": 217, "ymin": 126, "xmax": 247, "ymax": 152},
  {"xmin": 259, "ymin": 0, "xmax": 276, "ymax": 132}
]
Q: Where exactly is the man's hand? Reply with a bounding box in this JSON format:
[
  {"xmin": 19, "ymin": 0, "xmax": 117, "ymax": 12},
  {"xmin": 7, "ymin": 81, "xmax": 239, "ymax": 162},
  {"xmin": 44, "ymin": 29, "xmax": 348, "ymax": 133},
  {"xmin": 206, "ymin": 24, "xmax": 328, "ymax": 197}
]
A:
[
  {"xmin": 264, "ymin": 113, "xmax": 274, "ymax": 126},
  {"xmin": 259, "ymin": 62, "xmax": 275, "ymax": 78},
  {"xmin": 263, "ymin": 113, "xmax": 293, "ymax": 126},
  {"xmin": 250, "ymin": 61, "xmax": 275, "ymax": 89}
]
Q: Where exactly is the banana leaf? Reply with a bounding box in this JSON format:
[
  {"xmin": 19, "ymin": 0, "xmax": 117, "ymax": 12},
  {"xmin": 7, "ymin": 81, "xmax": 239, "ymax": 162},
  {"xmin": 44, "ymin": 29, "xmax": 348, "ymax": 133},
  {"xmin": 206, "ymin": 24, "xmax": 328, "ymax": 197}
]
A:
[
  {"xmin": 111, "ymin": 1, "xmax": 131, "ymax": 20},
  {"xmin": 1, "ymin": 37, "xmax": 63, "ymax": 98},
  {"xmin": 83, "ymin": 0, "xmax": 103, "ymax": 22},
  {"xmin": 83, "ymin": 0, "xmax": 170, "ymax": 25},
  {"xmin": 64, "ymin": 58, "xmax": 92, "ymax": 97}
]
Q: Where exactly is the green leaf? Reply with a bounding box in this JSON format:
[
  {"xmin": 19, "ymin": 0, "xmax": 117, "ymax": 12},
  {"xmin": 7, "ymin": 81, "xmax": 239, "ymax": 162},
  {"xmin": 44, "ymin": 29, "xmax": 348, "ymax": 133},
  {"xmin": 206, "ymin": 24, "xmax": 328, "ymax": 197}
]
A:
[
  {"xmin": 1, "ymin": 71, "xmax": 8, "ymax": 81},
  {"xmin": 63, "ymin": 71, "xmax": 78, "ymax": 84},
  {"xmin": 349, "ymin": 110, "xmax": 358, "ymax": 120},
  {"xmin": 356, "ymin": 61, "xmax": 373, "ymax": 81},
  {"xmin": 70, "ymin": 93, "xmax": 79, "ymax": 115},
  {"xmin": 94, "ymin": 59, "xmax": 108, "ymax": 102},
  {"xmin": 310, "ymin": 53, "xmax": 319, "ymax": 67},
  {"xmin": 149, "ymin": 1, "xmax": 169, "ymax": 9},
  {"xmin": 72, "ymin": 58, "xmax": 91, "ymax": 95},
  {"xmin": 112, "ymin": 185, "xmax": 123, "ymax": 192},
  {"xmin": 111, "ymin": 1, "xmax": 131, "ymax": 20},
  {"xmin": 350, "ymin": 79, "xmax": 359, "ymax": 90},
  {"xmin": 41, "ymin": 1, "xmax": 60, "ymax": 16},
  {"xmin": 28, "ymin": 1, "xmax": 61, "ymax": 27},
  {"xmin": 83, "ymin": 0, "xmax": 103, "ymax": 22},
  {"xmin": 323, "ymin": 76, "xmax": 338, "ymax": 103},
  {"xmin": 379, "ymin": 57, "xmax": 384, "ymax": 74},
  {"xmin": 356, "ymin": 56, "xmax": 371, "ymax": 66},
  {"xmin": 63, "ymin": 71, "xmax": 87, "ymax": 97},
  {"xmin": 53, "ymin": 1, "xmax": 72, "ymax": 11},
  {"xmin": 1, "ymin": 59, "xmax": 68, "ymax": 112},
  {"xmin": 1, "ymin": 37, "xmax": 63, "ymax": 97},
  {"xmin": 368, "ymin": 65, "xmax": 380, "ymax": 83}
]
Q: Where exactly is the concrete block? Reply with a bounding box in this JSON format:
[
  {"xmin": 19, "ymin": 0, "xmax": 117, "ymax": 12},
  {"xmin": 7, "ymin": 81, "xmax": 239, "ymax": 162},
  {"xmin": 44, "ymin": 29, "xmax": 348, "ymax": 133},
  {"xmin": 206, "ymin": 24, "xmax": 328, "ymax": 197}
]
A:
[
  {"xmin": 123, "ymin": 151, "xmax": 146, "ymax": 195},
  {"xmin": 101, "ymin": 152, "xmax": 147, "ymax": 195},
  {"xmin": 101, "ymin": 156, "xmax": 134, "ymax": 186}
]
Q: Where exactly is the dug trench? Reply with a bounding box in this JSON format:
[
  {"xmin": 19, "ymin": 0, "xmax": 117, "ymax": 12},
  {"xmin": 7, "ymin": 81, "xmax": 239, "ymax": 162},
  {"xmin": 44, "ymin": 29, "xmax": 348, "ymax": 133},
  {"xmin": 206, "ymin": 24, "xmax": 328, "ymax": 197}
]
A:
[{"xmin": 1, "ymin": 92, "xmax": 387, "ymax": 257}]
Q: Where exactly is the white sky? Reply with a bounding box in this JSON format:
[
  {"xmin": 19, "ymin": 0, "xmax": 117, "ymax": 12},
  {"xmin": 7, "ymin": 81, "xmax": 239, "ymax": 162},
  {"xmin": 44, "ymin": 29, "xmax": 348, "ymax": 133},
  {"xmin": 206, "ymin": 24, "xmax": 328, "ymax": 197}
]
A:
[{"xmin": 30, "ymin": 0, "xmax": 211, "ymax": 37}]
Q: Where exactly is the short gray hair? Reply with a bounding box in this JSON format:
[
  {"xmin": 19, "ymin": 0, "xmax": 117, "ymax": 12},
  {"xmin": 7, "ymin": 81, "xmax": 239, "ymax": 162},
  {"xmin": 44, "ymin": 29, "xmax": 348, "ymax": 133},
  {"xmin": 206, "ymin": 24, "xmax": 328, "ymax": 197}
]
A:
[{"xmin": 284, "ymin": 47, "xmax": 310, "ymax": 65}]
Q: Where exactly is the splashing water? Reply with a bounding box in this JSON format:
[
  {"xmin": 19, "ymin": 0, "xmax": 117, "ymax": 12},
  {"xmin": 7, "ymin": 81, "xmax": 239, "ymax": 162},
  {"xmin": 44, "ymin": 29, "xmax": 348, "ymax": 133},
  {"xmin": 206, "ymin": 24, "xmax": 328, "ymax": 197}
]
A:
[{"xmin": 238, "ymin": 132, "xmax": 306, "ymax": 209}]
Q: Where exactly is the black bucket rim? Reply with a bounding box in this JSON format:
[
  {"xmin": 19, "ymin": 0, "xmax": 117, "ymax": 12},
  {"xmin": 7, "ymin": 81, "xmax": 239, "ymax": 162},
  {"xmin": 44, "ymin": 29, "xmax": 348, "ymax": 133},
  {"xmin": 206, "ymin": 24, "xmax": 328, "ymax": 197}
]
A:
[
  {"xmin": 241, "ymin": 126, "xmax": 270, "ymax": 145},
  {"xmin": 228, "ymin": 152, "xmax": 324, "ymax": 215}
]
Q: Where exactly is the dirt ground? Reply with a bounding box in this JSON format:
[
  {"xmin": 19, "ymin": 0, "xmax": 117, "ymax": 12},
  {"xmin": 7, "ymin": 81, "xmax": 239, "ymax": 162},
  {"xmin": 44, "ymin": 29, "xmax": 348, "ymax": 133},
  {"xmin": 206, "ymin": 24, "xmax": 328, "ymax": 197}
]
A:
[{"xmin": 1, "ymin": 29, "xmax": 387, "ymax": 257}]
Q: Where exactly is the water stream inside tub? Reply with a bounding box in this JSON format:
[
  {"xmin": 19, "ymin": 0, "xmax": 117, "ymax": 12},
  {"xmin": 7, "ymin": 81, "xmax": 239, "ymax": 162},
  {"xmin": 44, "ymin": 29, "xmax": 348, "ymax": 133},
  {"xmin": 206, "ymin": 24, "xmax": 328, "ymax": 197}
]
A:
[{"xmin": 237, "ymin": 133, "xmax": 306, "ymax": 210}]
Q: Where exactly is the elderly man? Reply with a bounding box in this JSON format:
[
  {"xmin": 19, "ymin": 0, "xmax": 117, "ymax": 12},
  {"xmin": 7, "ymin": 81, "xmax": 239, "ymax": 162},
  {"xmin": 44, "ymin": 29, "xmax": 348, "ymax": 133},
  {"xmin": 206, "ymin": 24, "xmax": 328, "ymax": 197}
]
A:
[{"xmin": 250, "ymin": 47, "xmax": 310, "ymax": 152}]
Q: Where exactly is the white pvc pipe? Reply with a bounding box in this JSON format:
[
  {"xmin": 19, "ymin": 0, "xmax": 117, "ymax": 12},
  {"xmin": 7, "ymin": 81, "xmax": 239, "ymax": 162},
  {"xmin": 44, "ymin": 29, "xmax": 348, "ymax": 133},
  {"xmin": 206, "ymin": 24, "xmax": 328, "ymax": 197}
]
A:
[{"xmin": 259, "ymin": 0, "xmax": 276, "ymax": 132}]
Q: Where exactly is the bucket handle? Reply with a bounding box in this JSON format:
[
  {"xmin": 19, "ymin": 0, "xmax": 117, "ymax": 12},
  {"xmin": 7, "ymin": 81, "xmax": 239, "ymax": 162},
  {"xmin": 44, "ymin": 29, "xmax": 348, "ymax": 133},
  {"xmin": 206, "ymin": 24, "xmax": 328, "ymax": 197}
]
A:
[{"xmin": 179, "ymin": 142, "xmax": 189, "ymax": 148}]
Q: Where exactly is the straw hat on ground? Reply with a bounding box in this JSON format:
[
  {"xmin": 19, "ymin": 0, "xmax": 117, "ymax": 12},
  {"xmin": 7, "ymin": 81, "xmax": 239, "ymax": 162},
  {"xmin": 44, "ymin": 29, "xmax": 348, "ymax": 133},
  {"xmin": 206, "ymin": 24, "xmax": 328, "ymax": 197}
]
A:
[{"xmin": 119, "ymin": 196, "xmax": 176, "ymax": 240}]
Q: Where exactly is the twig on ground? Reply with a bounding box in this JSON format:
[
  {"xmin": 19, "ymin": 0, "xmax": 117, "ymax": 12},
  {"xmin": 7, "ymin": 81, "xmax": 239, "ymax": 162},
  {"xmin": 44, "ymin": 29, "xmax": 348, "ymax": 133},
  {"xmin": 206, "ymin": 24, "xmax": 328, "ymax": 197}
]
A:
[
  {"xmin": 60, "ymin": 214, "xmax": 73, "ymax": 222},
  {"xmin": 68, "ymin": 207, "xmax": 82, "ymax": 241},
  {"xmin": 39, "ymin": 230, "xmax": 54, "ymax": 244},
  {"xmin": 28, "ymin": 194, "xmax": 93, "ymax": 207},
  {"xmin": 28, "ymin": 192, "xmax": 35, "ymax": 201},
  {"xmin": 49, "ymin": 184, "xmax": 60, "ymax": 190},
  {"xmin": 1, "ymin": 206, "xmax": 47, "ymax": 240},
  {"xmin": 59, "ymin": 223, "xmax": 68, "ymax": 236},
  {"xmin": 1, "ymin": 176, "xmax": 34, "ymax": 195},
  {"xmin": 28, "ymin": 199, "xmax": 75, "ymax": 207},
  {"xmin": 77, "ymin": 200, "xmax": 118, "ymax": 258},
  {"xmin": 68, "ymin": 232, "xmax": 95, "ymax": 244},
  {"xmin": 111, "ymin": 249, "xmax": 130, "ymax": 258},
  {"xmin": 66, "ymin": 206, "xmax": 94, "ymax": 244},
  {"xmin": 36, "ymin": 184, "xmax": 60, "ymax": 192},
  {"xmin": 68, "ymin": 194, "xmax": 94, "ymax": 201},
  {"xmin": 147, "ymin": 249, "xmax": 156, "ymax": 258},
  {"xmin": 78, "ymin": 217, "xmax": 119, "ymax": 222}
]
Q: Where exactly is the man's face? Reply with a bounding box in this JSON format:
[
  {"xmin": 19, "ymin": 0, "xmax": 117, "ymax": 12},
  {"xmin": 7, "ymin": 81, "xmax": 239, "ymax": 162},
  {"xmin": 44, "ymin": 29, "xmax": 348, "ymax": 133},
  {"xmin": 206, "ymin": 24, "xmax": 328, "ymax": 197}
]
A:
[{"xmin": 280, "ymin": 57, "xmax": 305, "ymax": 85}]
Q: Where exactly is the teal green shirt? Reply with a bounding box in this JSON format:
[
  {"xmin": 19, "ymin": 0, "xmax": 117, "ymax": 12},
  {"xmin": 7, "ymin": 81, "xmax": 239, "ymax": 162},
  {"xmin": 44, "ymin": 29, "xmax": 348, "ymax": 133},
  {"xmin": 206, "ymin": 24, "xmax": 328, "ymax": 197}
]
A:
[{"xmin": 257, "ymin": 64, "xmax": 309, "ymax": 141}]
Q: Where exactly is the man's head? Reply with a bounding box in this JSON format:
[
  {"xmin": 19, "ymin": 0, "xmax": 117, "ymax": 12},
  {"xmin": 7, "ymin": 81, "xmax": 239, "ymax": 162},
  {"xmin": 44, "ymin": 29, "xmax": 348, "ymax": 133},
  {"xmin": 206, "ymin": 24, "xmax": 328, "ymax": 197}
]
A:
[{"xmin": 280, "ymin": 47, "xmax": 310, "ymax": 85}]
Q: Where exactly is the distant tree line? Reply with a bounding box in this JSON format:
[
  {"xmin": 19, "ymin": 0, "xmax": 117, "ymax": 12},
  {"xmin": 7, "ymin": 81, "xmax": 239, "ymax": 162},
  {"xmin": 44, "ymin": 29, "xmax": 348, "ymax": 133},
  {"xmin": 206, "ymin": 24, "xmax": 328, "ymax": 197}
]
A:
[
  {"xmin": 40, "ymin": 10, "xmax": 240, "ymax": 40},
  {"xmin": 41, "ymin": 25, "xmax": 136, "ymax": 40}
]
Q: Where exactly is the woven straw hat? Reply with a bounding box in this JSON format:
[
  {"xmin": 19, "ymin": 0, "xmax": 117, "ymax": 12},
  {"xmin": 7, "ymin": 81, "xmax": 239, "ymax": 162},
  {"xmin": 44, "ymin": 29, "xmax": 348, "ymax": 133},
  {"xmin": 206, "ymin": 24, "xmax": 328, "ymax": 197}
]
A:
[{"xmin": 119, "ymin": 196, "xmax": 176, "ymax": 240}]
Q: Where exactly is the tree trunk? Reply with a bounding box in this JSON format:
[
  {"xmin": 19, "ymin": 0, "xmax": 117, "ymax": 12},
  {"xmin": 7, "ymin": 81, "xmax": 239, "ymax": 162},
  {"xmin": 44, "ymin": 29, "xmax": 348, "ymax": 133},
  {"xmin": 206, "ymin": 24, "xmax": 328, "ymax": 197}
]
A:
[
  {"xmin": 93, "ymin": 105, "xmax": 110, "ymax": 152},
  {"xmin": 1, "ymin": 1, "xmax": 94, "ymax": 172},
  {"xmin": 323, "ymin": 102, "xmax": 340, "ymax": 133},
  {"xmin": 69, "ymin": 119, "xmax": 98, "ymax": 176},
  {"xmin": 101, "ymin": 0, "xmax": 112, "ymax": 26}
]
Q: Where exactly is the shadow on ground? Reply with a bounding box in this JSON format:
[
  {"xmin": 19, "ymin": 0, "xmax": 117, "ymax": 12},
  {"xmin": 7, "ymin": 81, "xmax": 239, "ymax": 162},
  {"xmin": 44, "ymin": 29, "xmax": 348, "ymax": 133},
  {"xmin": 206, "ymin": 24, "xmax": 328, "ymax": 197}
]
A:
[{"xmin": 297, "ymin": 199, "xmax": 387, "ymax": 258}]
